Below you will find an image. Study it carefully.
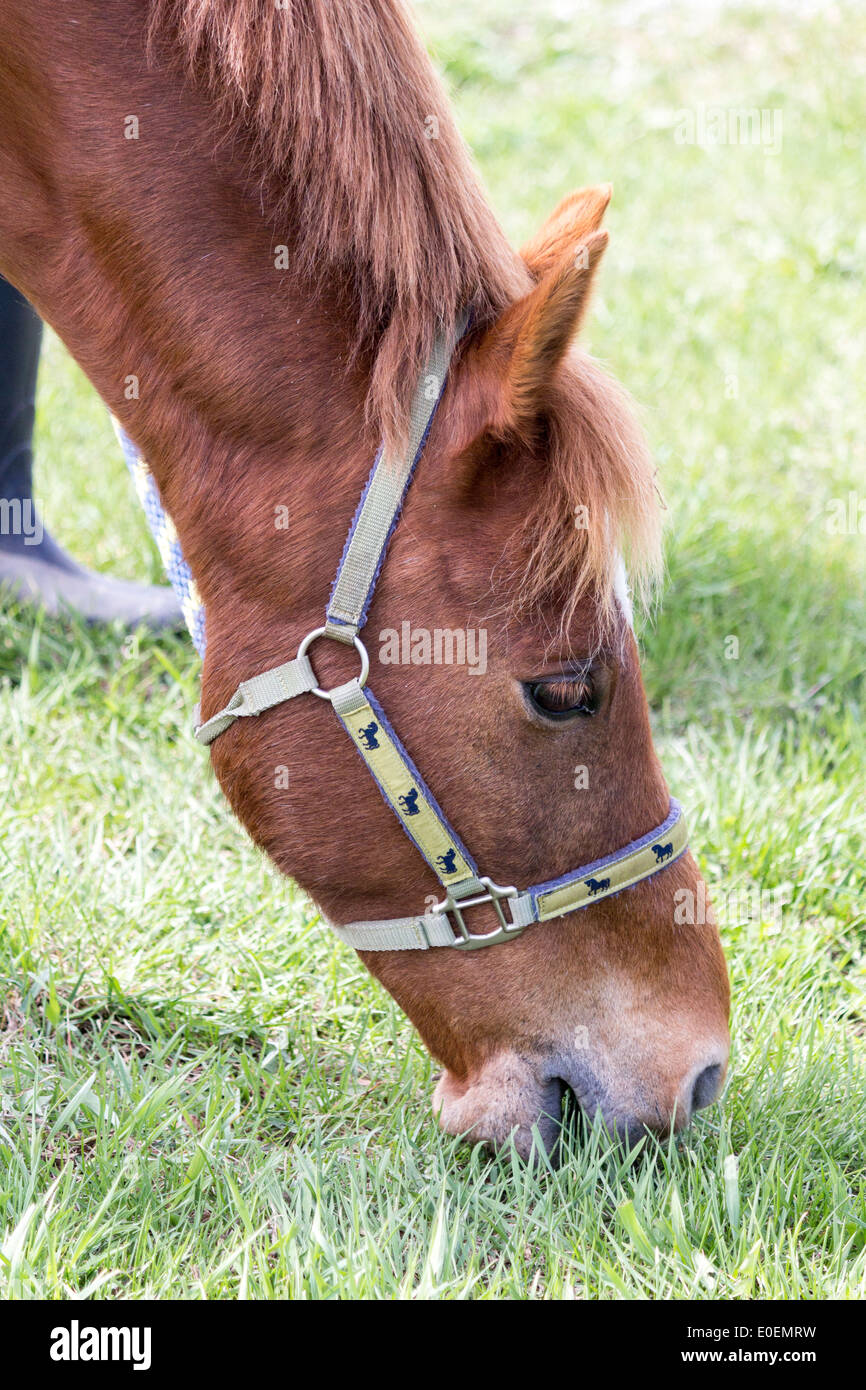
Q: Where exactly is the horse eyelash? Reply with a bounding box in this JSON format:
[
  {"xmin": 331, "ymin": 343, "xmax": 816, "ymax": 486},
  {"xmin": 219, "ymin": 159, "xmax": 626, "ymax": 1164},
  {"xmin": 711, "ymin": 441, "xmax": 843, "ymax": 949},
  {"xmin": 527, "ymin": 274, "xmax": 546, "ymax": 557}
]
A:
[{"xmin": 526, "ymin": 675, "xmax": 596, "ymax": 718}]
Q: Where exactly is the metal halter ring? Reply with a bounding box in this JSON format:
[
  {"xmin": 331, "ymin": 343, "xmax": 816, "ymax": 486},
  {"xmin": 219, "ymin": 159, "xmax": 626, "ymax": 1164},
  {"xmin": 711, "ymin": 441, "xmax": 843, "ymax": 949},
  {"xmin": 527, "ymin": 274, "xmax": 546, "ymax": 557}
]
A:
[{"xmin": 297, "ymin": 626, "xmax": 370, "ymax": 700}]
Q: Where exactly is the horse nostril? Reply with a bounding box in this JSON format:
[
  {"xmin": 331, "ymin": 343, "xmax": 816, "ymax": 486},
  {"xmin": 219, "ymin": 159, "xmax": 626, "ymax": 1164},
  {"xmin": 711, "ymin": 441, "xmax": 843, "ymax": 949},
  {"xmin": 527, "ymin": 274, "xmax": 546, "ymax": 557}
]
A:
[
  {"xmin": 691, "ymin": 1063, "xmax": 722, "ymax": 1113},
  {"xmin": 540, "ymin": 1076, "xmax": 567, "ymax": 1127}
]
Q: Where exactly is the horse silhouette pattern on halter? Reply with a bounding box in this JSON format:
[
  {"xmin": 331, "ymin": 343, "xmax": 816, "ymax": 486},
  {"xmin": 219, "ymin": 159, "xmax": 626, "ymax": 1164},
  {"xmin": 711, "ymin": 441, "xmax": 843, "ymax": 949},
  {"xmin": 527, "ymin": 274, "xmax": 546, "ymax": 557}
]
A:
[
  {"xmin": 652, "ymin": 842, "xmax": 674, "ymax": 863},
  {"xmin": 584, "ymin": 875, "xmax": 611, "ymax": 896},
  {"xmin": 357, "ymin": 720, "xmax": 380, "ymax": 751},
  {"xmin": 436, "ymin": 848, "xmax": 458, "ymax": 875},
  {"xmin": 397, "ymin": 788, "xmax": 421, "ymax": 817}
]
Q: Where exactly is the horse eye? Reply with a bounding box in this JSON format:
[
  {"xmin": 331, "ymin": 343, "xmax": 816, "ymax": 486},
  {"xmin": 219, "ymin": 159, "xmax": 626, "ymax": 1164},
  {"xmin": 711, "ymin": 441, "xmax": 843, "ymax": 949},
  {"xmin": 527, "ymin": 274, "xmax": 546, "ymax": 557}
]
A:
[{"xmin": 526, "ymin": 676, "xmax": 596, "ymax": 720}]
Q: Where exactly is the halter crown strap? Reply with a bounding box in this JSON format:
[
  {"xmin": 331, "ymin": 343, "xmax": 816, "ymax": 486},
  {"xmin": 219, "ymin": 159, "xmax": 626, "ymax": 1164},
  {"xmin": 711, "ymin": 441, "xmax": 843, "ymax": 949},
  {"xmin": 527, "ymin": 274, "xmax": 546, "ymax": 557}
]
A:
[
  {"xmin": 324, "ymin": 313, "xmax": 468, "ymax": 645},
  {"xmin": 167, "ymin": 313, "xmax": 690, "ymax": 952}
]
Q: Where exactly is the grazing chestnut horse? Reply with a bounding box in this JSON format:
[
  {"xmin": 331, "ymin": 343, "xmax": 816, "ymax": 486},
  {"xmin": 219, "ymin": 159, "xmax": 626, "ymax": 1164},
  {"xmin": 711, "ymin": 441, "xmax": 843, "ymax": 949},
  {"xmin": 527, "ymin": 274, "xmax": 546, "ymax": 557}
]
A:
[{"xmin": 0, "ymin": 0, "xmax": 729, "ymax": 1154}]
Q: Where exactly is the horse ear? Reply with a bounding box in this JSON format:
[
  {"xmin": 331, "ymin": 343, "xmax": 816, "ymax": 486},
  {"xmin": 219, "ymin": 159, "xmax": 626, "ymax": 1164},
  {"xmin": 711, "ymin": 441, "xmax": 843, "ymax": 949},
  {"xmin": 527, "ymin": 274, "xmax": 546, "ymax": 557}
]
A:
[
  {"xmin": 520, "ymin": 184, "xmax": 612, "ymax": 281},
  {"xmin": 446, "ymin": 227, "xmax": 608, "ymax": 493},
  {"xmin": 495, "ymin": 227, "xmax": 608, "ymax": 432}
]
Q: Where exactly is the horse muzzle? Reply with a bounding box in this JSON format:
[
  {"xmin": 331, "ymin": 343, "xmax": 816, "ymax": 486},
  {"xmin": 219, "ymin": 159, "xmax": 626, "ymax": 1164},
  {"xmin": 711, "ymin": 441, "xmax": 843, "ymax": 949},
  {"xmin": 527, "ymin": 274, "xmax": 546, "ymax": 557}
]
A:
[{"xmin": 433, "ymin": 1038, "xmax": 729, "ymax": 1158}]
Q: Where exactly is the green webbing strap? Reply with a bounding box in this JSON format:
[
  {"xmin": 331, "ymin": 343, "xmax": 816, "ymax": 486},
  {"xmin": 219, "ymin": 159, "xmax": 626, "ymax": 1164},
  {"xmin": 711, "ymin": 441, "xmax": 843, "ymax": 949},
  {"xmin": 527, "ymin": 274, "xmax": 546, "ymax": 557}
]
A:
[
  {"xmin": 330, "ymin": 914, "xmax": 457, "ymax": 951},
  {"xmin": 194, "ymin": 653, "xmax": 317, "ymax": 745},
  {"xmin": 323, "ymin": 315, "xmax": 469, "ymax": 644}
]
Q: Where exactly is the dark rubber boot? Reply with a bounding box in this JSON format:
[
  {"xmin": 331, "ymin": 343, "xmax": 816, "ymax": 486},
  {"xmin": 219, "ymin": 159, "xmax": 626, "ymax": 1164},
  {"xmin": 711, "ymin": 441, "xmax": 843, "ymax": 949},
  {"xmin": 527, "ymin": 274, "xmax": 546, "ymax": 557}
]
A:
[{"xmin": 0, "ymin": 277, "xmax": 183, "ymax": 629}]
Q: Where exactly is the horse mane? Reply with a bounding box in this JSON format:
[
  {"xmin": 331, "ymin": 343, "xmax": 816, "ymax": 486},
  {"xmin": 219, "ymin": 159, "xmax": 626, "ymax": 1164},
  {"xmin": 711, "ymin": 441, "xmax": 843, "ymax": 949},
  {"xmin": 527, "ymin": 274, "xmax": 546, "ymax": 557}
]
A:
[
  {"xmin": 146, "ymin": 0, "xmax": 524, "ymax": 449},
  {"xmin": 146, "ymin": 0, "xmax": 661, "ymax": 624}
]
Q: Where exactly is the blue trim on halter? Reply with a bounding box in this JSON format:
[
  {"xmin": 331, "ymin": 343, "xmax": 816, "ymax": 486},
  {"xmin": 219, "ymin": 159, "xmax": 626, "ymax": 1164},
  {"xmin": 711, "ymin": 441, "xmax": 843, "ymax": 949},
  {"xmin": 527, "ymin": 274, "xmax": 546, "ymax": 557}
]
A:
[
  {"xmin": 326, "ymin": 318, "xmax": 471, "ymax": 635},
  {"xmin": 356, "ymin": 409, "xmax": 442, "ymax": 630},
  {"xmin": 525, "ymin": 799, "xmax": 686, "ymax": 916},
  {"xmin": 326, "ymin": 443, "xmax": 385, "ymax": 631}
]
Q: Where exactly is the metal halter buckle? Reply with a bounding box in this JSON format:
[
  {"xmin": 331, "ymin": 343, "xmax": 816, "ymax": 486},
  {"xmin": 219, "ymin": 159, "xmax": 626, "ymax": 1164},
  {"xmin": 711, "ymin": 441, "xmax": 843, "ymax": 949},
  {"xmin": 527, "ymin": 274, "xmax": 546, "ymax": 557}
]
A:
[
  {"xmin": 434, "ymin": 877, "xmax": 522, "ymax": 951},
  {"xmin": 297, "ymin": 625, "xmax": 370, "ymax": 700}
]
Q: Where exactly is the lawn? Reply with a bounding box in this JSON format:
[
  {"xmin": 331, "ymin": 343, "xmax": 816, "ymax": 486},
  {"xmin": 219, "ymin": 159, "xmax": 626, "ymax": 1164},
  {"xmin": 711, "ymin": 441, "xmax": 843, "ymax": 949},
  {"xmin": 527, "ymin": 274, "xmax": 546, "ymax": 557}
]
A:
[{"xmin": 1, "ymin": 0, "xmax": 864, "ymax": 1299}]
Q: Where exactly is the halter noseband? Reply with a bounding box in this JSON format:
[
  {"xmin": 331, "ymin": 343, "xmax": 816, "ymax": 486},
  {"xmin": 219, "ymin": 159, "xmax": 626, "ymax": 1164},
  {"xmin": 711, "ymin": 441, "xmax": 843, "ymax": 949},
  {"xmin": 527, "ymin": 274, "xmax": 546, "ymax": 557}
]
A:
[{"xmin": 189, "ymin": 318, "xmax": 688, "ymax": 951}]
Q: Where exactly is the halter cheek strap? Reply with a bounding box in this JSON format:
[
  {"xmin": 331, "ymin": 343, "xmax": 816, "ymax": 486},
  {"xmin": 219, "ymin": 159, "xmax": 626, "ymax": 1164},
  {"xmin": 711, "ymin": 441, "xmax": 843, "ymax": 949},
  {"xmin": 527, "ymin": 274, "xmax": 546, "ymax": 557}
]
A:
[{"xmin": 187, "ymin": 317, "xmax": 689, "ymax": 952}]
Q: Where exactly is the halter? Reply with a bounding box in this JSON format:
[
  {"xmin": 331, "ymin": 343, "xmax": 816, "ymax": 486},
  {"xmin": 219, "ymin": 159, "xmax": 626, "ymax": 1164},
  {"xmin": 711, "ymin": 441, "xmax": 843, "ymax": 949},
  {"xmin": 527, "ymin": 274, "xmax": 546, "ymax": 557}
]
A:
[{"xmin": 122, "ymin": 318, "xmax": 688, "ymax": 952}]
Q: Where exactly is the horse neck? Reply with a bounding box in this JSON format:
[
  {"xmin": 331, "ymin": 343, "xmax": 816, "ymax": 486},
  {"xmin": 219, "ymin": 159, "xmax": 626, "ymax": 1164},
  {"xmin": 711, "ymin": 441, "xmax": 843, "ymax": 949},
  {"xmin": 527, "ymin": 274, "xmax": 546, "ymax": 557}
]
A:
[{"xmin": 0, "ymin": 4, "xmax": 380, "ymax": 656}]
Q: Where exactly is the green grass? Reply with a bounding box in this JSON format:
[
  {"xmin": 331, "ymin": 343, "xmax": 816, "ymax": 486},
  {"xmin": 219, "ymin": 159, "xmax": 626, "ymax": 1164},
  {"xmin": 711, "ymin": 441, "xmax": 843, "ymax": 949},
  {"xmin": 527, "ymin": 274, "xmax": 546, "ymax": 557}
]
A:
[{"xmin": 1, "ymin": 0, "xmax": 865, "ymax": 1299}]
